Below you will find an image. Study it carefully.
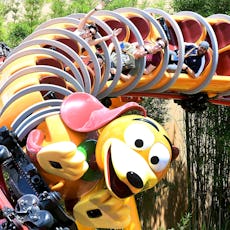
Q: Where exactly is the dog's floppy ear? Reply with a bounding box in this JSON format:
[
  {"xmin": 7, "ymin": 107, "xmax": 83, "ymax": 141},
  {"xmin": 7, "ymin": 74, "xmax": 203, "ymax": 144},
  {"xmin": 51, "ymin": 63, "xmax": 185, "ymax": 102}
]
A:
[{"xmin": 171, "ymin": 146, "xmax": 179, "ymax": 162}]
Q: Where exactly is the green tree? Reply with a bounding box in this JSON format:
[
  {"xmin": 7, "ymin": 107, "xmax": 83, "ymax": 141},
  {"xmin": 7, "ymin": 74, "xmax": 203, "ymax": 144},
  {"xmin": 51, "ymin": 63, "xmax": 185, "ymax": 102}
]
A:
[
  {"xmin": 23, "ymin": 0, "xmax": 45, "ymax": 33},
  {"xmin": 0, "ymin": 1, "xmax": 7, "ymax": 41},
  {"xmin": 51, "ymin": 0, "xmax": 71, "ymax": 18},
  {"xmin": 105, "ymin": 0, "xmax": 138, "ymax": 10},
  {"xmin": 173, "ymin": 0, "xmax": 230, "ymax": 16},
  {"xmin": 185, "ymin": 105, "xmax": 230, "ymax": 229},
  {"xmin": 141, "ymin": 97, "xmax": 169, "ymax": 124},
  {"xmin": 1, "ymin": 0, "xmax": 46, "ymax": 47},
  {"xmin": 0, "ymin": 0, "xmax": 19, "ymax": 42},
  {"xmin": 6, "ymin": 22, "xmax": 29, "ymax": 47}
]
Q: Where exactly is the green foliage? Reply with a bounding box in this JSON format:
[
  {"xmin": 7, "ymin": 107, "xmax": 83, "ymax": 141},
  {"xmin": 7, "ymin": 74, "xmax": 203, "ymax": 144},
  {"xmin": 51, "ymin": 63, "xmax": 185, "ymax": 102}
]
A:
[
  {"xmin": 68, "ymin": 0, "xmax": 94, "ymax": 14},
  {"xmin": 141, "ymin": 97, "xmax": 169, "ymax": 124},
  {"xmin": 0, "ymin": 1, "xmax": 16, "ymax": 42},
  {"xmin": 0, "ymin": 0, "xmax": 46, "ymax": 47},
  {"xmin": 146, "ymin": 0, "xmax": 167, "ymax": 11},
  {"xmin": 0, "ymin": 1, "xmax": 10, "ymax": 17},
  {"xmin": 50, "ymin": 0, "xmax": 70, "ymax": 18},
  {"xmin": 3, "ymin": 0, "xmax": 21, "ymax": 23},
  {"xmin": 0, "ymin": 24, "xmax": 5, "ymax": 42},
  {"xmin": 6, "ymin": 22, "xmax": 30, "ymax": 47},
  {"xmin": 185, "ymin": 104, "xmax": 230, "ymax": 229},
  {"xmin": 23, "ymin": 0, "xmax": 45, "ymax": 33},
  {"xmin": 169, "ymin": 212, "xmax": 192, "ymax": 230},
  {"xmin": 173, "ymin": 0, "xmax": 230, "ymax": 16},
  {"xmin": 105, "ymin": 0, "xmax": 138, "ymax": 10}
]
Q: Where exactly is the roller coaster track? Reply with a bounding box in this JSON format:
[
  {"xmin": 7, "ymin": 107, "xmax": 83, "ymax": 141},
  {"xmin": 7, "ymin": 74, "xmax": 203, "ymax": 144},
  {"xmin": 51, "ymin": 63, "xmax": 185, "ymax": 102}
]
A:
[{"xmin": 1, "ymin": 8, "xmax": 230, "ymax": 125}]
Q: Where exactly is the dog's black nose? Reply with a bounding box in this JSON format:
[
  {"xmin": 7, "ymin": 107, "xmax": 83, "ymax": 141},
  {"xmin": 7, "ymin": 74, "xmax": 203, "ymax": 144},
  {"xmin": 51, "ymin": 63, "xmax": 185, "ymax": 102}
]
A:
[{"xmin": 127, "ymin": 171, "xmax": 143, "ymax": 188}]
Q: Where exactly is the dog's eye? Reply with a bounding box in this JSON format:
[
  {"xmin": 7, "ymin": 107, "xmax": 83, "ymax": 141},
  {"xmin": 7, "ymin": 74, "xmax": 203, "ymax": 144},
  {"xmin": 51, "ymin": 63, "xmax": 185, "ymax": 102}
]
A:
[
  {"xmin": 148, "ymin": 143, "xmax": 170, "ymax": 172},
  {"xmin": 124, "ymin": 123, "xmax": 154, "ymax": 150}
]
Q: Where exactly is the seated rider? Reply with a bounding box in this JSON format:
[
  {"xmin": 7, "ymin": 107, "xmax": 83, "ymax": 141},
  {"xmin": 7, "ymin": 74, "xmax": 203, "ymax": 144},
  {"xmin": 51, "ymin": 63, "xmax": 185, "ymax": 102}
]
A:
[
  {"xmin": 109, "ymin": 38, "xmax": 167, "ymax": 82},
  {"xmin": 144, "ymin": 38, "xmax": 168, "ymax": 75},
  {"xmin": 81, "ymin": 52, "xmax": 105, "ymax": 84},
  {"xmin": 167, "ymin": 40, "xmax": 210, "ymax": 78},
  {"xmin": 81, "ymin": 52, "xmax": 105, "ymax": 71}
]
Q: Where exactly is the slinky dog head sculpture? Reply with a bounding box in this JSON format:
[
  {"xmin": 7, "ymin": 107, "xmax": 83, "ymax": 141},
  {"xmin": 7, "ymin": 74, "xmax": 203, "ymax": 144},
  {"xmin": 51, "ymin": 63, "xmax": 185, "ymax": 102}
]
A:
[
  {"xmin": 31, "ymin": 92, "xmax": 179, "ymax": 199},
  {"xmin": 95, "ymin": 114, "xmax": 178, "ymax": 199}
]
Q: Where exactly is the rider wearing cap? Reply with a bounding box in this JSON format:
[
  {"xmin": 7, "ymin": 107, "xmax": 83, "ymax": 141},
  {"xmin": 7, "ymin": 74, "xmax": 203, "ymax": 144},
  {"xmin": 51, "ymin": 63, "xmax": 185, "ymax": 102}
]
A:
[{"xmin": 168, "ymin": 40, "xmax": 210, "ymax": 78}]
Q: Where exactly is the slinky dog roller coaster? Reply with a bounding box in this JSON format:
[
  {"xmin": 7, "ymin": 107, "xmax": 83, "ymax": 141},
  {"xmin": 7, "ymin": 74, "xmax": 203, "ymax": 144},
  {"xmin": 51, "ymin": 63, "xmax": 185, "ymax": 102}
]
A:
[{"xmin": 0, "ymin": 7, "xmax": 229, "ymax": 230}]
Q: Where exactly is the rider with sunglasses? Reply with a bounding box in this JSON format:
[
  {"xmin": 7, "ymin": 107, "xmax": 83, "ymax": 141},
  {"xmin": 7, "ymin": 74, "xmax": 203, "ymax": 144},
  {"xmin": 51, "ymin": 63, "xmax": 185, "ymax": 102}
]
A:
[
  {"xmin": 144, "ymin": 38, "xmax": 168, "ymax": 75},
  {"xmin": 109, "ymin": 38, "xmax": 167, "ymax": 81}
]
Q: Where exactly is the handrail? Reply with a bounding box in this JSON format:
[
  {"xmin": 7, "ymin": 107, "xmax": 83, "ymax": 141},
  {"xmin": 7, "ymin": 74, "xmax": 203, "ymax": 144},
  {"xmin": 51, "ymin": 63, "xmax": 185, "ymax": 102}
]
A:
[
  {"xmin": 95, "ymin": 9, "xmax": 145, "ymax": 98},
  {"xmin": 0, "ymin": 48, "xmax": 85, "ymax": 88},
  {"xmin": 11, "ymin": 99, "xmax": 63, "ymax": 130},
  {"xmin": 144, "ymin": 8, "xmax": 185, "ymax": 93},
  {"xmin": 14, "ymin": 106, "xmax": 61, "ymax": 135},
  {"xmin": 16, "ymin": 28, "xmax": 101, "ymax": 96},
  {"xmin": 16, "ymin": 111, "xmax": 60, "ymax": 141},
  {"xmin": 208, "ymin": 14, "xmax": 230, "ymax": 21},
  {"xmin": 0, "ymin": 84, "xmax": 72, "ymax": 116},
  {"xmin": 0, "ymin": 65, "xmax": 84, "ymax": 95},
  {"xmin": 5, "ymin": 38, "xmax": 91, "ymax": 93},
  {"xmin": 34, "ymin": 16, "xmax": 80, "ymax": 31}
]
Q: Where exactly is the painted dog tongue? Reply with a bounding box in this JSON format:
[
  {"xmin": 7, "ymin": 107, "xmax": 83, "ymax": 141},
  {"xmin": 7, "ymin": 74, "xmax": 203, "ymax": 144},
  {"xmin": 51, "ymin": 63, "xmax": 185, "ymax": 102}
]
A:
[{"xmin": 108, "ymin": 149, "xmax": 133, "ymax": 198}]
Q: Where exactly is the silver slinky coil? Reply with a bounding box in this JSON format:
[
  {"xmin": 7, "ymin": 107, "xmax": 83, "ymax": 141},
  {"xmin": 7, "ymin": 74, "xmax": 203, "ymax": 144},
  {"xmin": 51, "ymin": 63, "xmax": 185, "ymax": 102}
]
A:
[{"xmin": 0, "ymin": 8, "xmax": 229, "ymax": 138}]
